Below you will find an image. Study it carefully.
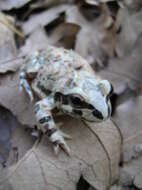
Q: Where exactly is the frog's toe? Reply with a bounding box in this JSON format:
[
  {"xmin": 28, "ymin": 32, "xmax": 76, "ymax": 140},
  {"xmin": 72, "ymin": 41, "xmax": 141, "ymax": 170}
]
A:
[
  {"xmin": 60, "ymin": 141, "xmax": 71, "ymax": 156},
  {"xmin": 53, "ymin": 139, "xmax": 71, "ymax": 156},
  {"xmin": 59, "ymin": 130, "xmax": 72, "ymax": 140},
  {"xmin": 53, "ymin": 144, "xmax": 60, "ymax": 155}
]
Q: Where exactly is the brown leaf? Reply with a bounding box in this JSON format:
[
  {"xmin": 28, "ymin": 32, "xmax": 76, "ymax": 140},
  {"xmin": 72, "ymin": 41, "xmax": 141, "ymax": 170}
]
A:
[
  {"xmin": 49, "ymin": 22, "xmax": 81, "ymax": 48},
  {"xmin": 0, "ymin": 13, "xmax": 17, "ymax": 63},
  {"xmin": 66, "ymin": 5, "xmax": 116, "ymax": 68},
  {"xmin": 0, "ymin": 58, "xmax": 22, "ymax": 74},
  {"xmin": 98, "ymin": 34, "xmax": 142, "ymax": 163},
  {"xmin": 20, "ymin": 27, "xmax": 49, "ymax": 55},
  {"xmin": 0, "ymin": 0, "xmax": 31, "ymax": 11},
  {"xmin": 85, "ymin": 0, "xmax": 117, "ymax": 6},
  {"xmin": 0, "ymin": 116, "xmax": 121, "ymax": 190},
  {"xmin": 115, "ymin": 6, "xmax": 142, "ymax": 57},
  {"xmin": 22, "ymin": 4, "xmax": 70, "ymax": 35}
]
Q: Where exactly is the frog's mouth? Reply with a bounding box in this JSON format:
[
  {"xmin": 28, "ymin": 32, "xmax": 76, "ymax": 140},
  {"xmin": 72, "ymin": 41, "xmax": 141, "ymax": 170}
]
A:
[{"xmin": 81, "ymin": 105, "xmax": 111, "ymax": 122}]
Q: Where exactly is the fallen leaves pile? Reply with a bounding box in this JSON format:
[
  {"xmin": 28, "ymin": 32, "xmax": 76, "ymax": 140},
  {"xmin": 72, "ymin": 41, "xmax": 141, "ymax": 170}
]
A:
[{"xmin": 0, "ymin": 0, "xmax": 142, "ymax": 190}]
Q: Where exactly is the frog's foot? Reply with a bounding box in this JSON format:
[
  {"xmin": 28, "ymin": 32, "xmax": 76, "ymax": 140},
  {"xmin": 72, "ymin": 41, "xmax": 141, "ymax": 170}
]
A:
[
  {"xmin": 35, "ymin": 98, "xmax": 71, "ymax": 156},
  {"xmin": 56, "ymin": 122, "xmax": 72, "ymax": 139},
  {"xmin": 50, "ymin": 132, "xmax": 71, "ymax": 156},
  {"xmin": 58, "ymin": 130, "xmax": 72, "ymax": 140}
]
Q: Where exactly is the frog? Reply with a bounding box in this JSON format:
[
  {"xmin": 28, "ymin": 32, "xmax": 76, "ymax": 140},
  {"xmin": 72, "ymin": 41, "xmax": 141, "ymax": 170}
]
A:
[{"xmin": 19, "ymin": 45, "xmax": 113, "ymax": 155}]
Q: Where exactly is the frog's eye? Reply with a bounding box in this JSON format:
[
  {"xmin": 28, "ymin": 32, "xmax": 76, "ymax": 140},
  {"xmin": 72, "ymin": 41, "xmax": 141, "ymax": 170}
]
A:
[
  {"xmin": 70, "ymin": 95, "xmax": 83, "ymax": 107},
  {"xmin": 99, "ymin": 80, "xmax": 113, "ymax": 96}
]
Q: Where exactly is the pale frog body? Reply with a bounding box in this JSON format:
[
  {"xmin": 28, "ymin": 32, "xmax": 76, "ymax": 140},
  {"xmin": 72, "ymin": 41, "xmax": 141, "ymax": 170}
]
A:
[{"xmin": 20, "ymin": 45, "xmax": 113, "ymax": 155}]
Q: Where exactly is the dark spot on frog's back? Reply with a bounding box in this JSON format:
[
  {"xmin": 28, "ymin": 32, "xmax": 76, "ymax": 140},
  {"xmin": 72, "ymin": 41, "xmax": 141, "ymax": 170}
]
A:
[
  {"xmin": 75, "ymin": 66, "xmax": 82, "ymax": 70},
  {"xmin": 37, "ymin": 81, "xmax": 51, "ymax": 95}
]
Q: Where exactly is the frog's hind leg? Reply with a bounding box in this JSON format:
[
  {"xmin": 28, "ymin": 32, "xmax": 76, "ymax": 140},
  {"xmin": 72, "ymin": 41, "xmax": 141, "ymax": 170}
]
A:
[
  {"xmin": 19, "ymin": 71, "xmax": 34, "ymax": 102},
  {"xmin": 34, "ymin": 98, "xmax": 71, "ymax": 155}
]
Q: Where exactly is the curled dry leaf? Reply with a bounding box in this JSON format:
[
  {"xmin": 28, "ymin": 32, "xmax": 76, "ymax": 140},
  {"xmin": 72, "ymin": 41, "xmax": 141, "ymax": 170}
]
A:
[
  {"xmin": 49, "ymin": 22, "xmax": 81, "ymax": 48},
  {"xmin": 22, "ymin": 4, "xmax": 70, "ymax": 35},
  {"xmin": 123, "ymin": 0, "xmax": 142, "ymax": 11},
  {"xmin": 85, "ymin": 0, "xmax": 117, "ymax": 6},
  {"xmin": 20, "ymin": 27, "xmax": 49, "ymax": 56},
  {"xmin": 0, "ymin": 106, "xmax": 18, "ymax": 166},
  {"xmin": 0, "ymin": 12, "xmax": 17, "ymax": 65},
  {"xmin": 0, "ymin": 58, "xmax": 23, "ymax": 74},
  {"xmin": 66, "ymin": 4, "xmax": 116, "ymax": 69},
  {"xmin": 115, "ymin": 5, "xmax": 142, "ymax": 57},
  {"xmin": 30, "ymin": 0, "xmax": 74, "ymax": 10},
  {"xmin": 0, "ymin": 12, "xmax": 24, "ymax": 39}
]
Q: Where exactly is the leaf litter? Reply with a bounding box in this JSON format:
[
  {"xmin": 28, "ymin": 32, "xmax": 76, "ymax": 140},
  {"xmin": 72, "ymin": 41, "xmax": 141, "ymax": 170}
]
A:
[{"xmin": 0, "ymin": 0, "xmax": 142, "ymax": 189}]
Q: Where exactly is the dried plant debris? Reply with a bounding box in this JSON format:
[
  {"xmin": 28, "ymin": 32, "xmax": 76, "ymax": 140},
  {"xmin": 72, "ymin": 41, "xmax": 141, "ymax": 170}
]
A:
[
  {"xmin": 20, "ymin": 27, "xmax": 49, "ymax": 55},
  {"xmin": 0, "ymin": 105, "xmax": 36, "ymax": 169},
  {"xmin": 0, "ymin": 13, "xmax": 17, "ymax": 62},
  {"xmin": 49, "ymin": 22, "xmax": 81, "ymax": 48},
  {"xmin": 115, "ymin": 4, "xmax": 142, "ymax": 57},
  {"xmin": 29, "ymin": 0, "xmax": 75, "ymax": 10},
  {"xmin": 22, "ymin": 4, "xmax": 70, "ymax": 35},
  {"xmin": 0, "ymin": 106, "xmax": 19, "ymax": 166},
  {"xmin": 85, "ymin": 0, "xmax": 118, "ymax": 6},
  {"xmin": 66, "ymin": 4, "xmax": 116, "ymax": 69},
  {"xmin": 0, "ymin": 57, "xmax": 23, "ymax": 74},
  {"xmin": 0, "ymin": 0, "xmax": 31, "ymax": 11}
]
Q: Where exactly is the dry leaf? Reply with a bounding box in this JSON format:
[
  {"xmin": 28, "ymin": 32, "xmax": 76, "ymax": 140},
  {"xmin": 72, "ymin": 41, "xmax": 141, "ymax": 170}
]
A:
[
  {"xmin": 20, "ymin": 27, "xmax": 49, "ymax": 56},
  {"xmin": 66, "ymin": 5, "xmax": 116, "ymax": 69},
  {"xmin": 98, "ymin": 34, "xmax": 142, "ymax": 163},
  {"xmin": 115, "ymin": 6, "xmax": 142, "ymax": 57},
  {"xmin": 0, "ymin": 13, "xmax": 17, "ymax": 63},
  {"xmin": 49, "ymin": 22, "xmax": 80, "ymax": 48},
  {"xmin": 0, "ymin": 58, "xmax": 23, "ymax": 74},
  {"xmin": 22, "ymin": 4, "xmax": 70, "ymax": 35},
  {"xmin": 30, "ymin": 0, "xmax": 74, "ymax": 10},
  {"xmin": 0, "ymin": 0, "xmax": 31, "ymax": 11},
  {"xmin": 85, "ymin": 0, "xmax": 117, "ymax": 6},
  {"xmin": 0, "ymin": 116, "xmax": 121, "ymax": 190}
]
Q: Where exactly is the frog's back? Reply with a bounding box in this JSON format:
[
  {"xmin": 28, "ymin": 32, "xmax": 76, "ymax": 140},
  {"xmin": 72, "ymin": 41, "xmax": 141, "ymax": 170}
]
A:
[
  {"xmin": 41, "ymin": 45, "xmax": 92, "ymax": 73},
  {"xmin": 31, "ymin": 46, "xmax": 94, "ymax": 98}
]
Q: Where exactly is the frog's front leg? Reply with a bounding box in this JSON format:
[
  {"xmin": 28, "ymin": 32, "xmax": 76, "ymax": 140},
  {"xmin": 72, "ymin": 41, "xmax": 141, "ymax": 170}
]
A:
[
  {"xmin": 20, "ymin": 71, "xmax": 34, "ymax": 102},
  {"xmin": 20, "ymin": 51, "xmax": 44, "ymax": 101},
  {"xmin": 34, "ymin": 97, "xmax": 70, "ymax": 155}
]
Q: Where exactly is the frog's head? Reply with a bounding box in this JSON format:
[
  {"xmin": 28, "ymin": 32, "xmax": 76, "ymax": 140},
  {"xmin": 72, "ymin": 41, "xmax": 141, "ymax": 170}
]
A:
[{"xmin": 57, "ymin": 73, "xmax": 113, "ymax": 122}]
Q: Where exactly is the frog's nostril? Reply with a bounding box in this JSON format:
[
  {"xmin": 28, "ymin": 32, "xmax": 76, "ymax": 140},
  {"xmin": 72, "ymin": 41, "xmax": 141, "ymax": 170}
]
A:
[{"xmin": 93, "ymin": 109, "xmax": 103, "ymax": 119}]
